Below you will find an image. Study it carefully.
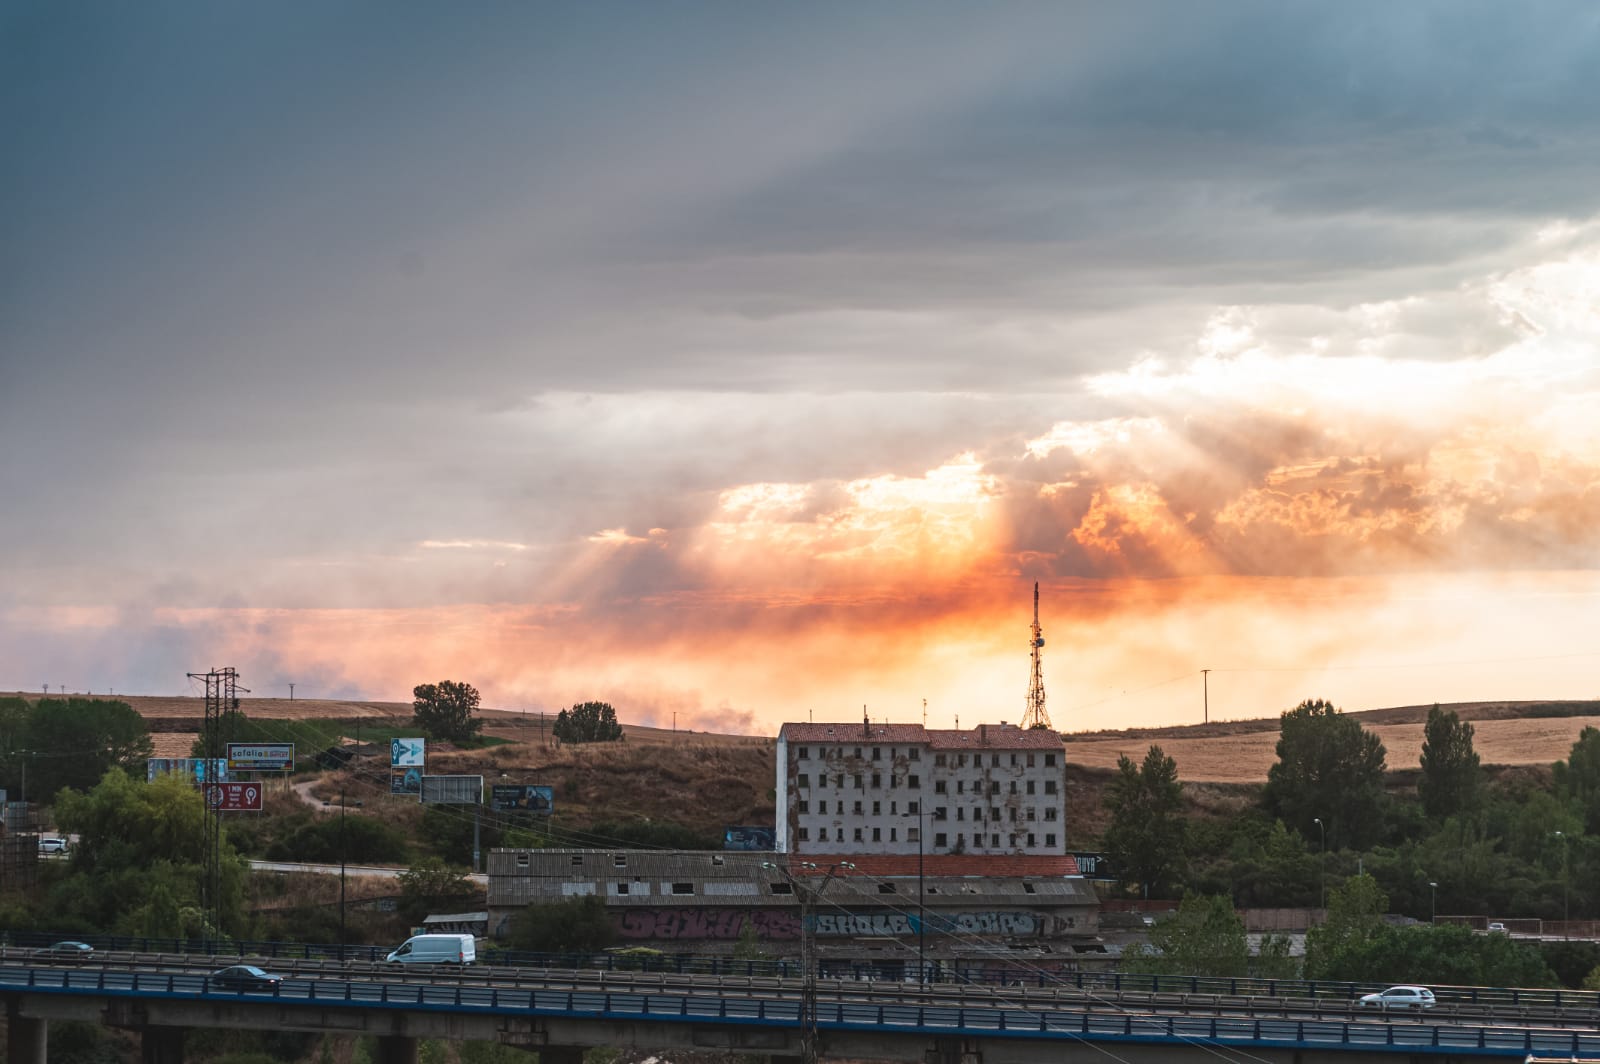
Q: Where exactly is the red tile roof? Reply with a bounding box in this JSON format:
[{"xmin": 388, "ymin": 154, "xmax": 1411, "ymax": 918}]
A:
[
  {"xmin": 779, "ymin": 722, "xmax": 1064, "ymax": 750},
  {"xmin": 782, "ymin": 854, "xmax": 1080, "ymax": 877}
]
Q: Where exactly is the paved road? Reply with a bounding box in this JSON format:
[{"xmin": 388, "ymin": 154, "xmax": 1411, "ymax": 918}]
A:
[{"xmin": 247, "ymin": 859, "xmax": 487, "ymax": 886}]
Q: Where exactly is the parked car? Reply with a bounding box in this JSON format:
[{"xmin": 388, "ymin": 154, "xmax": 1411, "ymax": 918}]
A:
[
  {"xmin": 1359, "ymin": 985, "xmax": 1436, "ymax": 1009},
  {"xmin": 209, "ymin": 965, "xmax": 283, "ymax": 992},
  {"xmin": 37, "ymin": 837, "xmax": 68, "ymax": 855}
]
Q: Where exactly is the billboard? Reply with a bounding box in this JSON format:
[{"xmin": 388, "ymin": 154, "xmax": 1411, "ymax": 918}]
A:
[
  {"xmin": 390, "ymin": 738, "xmax": 426, "ymax": 767},
  {"xmin": 227, "ymin": 743, "xmax": 294, "ymax": 772},
  {"xmin": 391, "ymin": 767, "xmax": 423, "ymax": 795},
  {"xmin": 1070, "ymin": 851, "xmax": 1115, "ymax": 880},
  {"xmin": 724, "ymin": 826, "xmax": 775, "ymax": 851},
  {"xmin": 490, "ymin": 784, "xmax": 553, "ymax": 813},
  {"xmin": 204, "ymin": 782, "xmax": 264, "ymax": 812},
  {"xmin": 147, "ymin": 759, "xmax": 228, "ymax": 785},
  {"xmin": 421, "ymin": 775, "xmax": 483, "ymax": 805}
]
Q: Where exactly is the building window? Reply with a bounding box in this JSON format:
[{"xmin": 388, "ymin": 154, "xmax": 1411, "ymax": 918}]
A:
[
  {"xmin": 934, "ymin": 780, "xmax": 947, "ymax": 794},
  {"xmin": 956, "ymin": 807, "xmax": 965, "ymax": 821},
  {"xmin": 890, "ymin": 801, "xmax": 897, "ymax": 814},
  {"xmin": 872, "ymin": 747, "xmax": 881, "ymax": 760},
  {"xmin": 1008, "ymin": 834, "xmax": 1017, "ymax": 847},
  {"xmin": 671, "ymin": 883, "xmax": 694, "ymax": 895},
  {"xmin": 818, "ymin": 827, "xmax": 828, "ymax": 841},
  {"xmin": 1026, "ymin": 753, "xmax": 1036, "ymax": 767},
  {"xmin": 771, "ymin": 881, "xmax": 793, "ymax": 894},
  {"xmin": 1027, "ymin": 807, "xmax": 1036, "ymax": 821},
  {"xmin": 872, "ymin": 773, "xmax": 881, "ymax": 788},
  {"xmin": 616, "ymin": 882, "xmax": 630, "ymax": 895},
  {"xmin": 1046, "ymin": 833, "xmax": 1057, "ymax": 847},
  {"xmin": 989, "ymin": 781, "xmax": 1000, "ymax": 795},
  {"xmin": 909, "ymin": 774, "xmax": 920, "ymax": 789},
  {"xmin": 957, "ymin": 754, "xmax": 967, "ymax": 768},
  {"xmin": 798, "ymin": 800, "xmax": 809, "ymax": 813},
  {"xmin": 873, "ymin": 801, "xmax": 881, "ymax": 815},
  {"xmin": 614, "ymin": 855, "xmax": 627, "ymax": 867},
  {"xmin": 798, "ymin": 774, "xmax": 809, "ymax": 788},
  {"xmin": 878, "ymin": 882, "xmax": 896, "ymax": 894},
  {"xmin": 853, "ymin": 800, "xmax": 863, "ymax": 815},
  {"xmin": 1009, "ymin": 781, "xmax": 1018, "ymax": 794},
  {"xmin": 935, "ymin": 832, "xmax": 948, "ymax": 848},
  {"xmin": 854, "ymin": 774, "xmax": 864, "ymax": 789},
  {"xmin": 935, "ymin": 753, "xmax": 947, "ymax": 767},
  {"xmin": 798, "ymin": 746, "xmax": 810, "ymax": 759},
  {"xmin": 909, "ymin": 827, "xmax": 920, "ymax": 843},
  {"xmin": 1044, "ymin": 780, "xmax": 1058, "ymax": 794},
  {"xmin": 890, "ymin": 827, "xmax": 898, "ymax": 842},
  {"xmin": 908, "ymin": 800, "xmax": 919, "ymax": 814},
  {"xmin": 956, "ymin": 780, "xmax": 965, "ymax": 795},
  {"xmin": 1045, "ymin": 754, "xmax": 1057, "ymax": 767},
  {"xmin": 853, "ymin": 746, "xmax": 862, "ymax": 759},
  {"xmin": 873, "ymin": 827, "xmax": 881, "ymax": 842},
  {"xmin": 1028, "ymin": 833, "xmax": 1037, "ymax": 847},
  {"xmin": 853, "ymin": 827, "xmax": 863, "ymax": 842},
  {"xmin": 1026, "ymin": 780, "xmax": 1036, "ymax": 795},
  {"xmin": 817, "ymin": 800, "xmax": 827, "ymax": 814},
  {"xmin": 1044, "ymin": 808, "xmax": 1058, "ymax": 821},
  {"xmin": 909, "ymin": 748, "xmax": 920, "ymax": 761},
  {"xmin": 1008, "ymin": 807, "xmax": 1018, "ymax": 822},
  {"xmin": 934, "ymin": 806, "xmax": 948, "ymax": 820},
  {"xmin": 991, "ymin": 834, "xmax": 1000, "ymax": 847},
  {"xmin": 1011, "ymin": 753, "xmax": 1019, "ymax": 766},
  {"xmin": 797, "ymin": 827, "xmax": 809, "ymax": 841},
  {"xmin": 991, "ymin": 754, "xmax": 1000, "ymax": 767}
]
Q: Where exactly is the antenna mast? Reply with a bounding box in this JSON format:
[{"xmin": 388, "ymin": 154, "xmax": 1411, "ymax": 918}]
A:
[{"xmin": 1022, "ymin": 582, "xmax": 1052, "ymax": 730}]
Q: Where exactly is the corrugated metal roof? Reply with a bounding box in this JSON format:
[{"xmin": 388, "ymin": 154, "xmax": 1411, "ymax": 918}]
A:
[{"xmin": 784, "ymin": 853, "xmax": 1081, "ymax": 877}]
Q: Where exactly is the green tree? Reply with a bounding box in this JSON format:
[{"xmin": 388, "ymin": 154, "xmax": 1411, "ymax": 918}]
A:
[
  {"xmin": 1554, "ymin": 727, "xmax": 1600, "ymax": 834},
  {"xmin": 2, "ymin": 698, "xmax": 154, "ymax": 804},
  {"xmin": 553, "ymin": 701, "xmax": 624, "ymax": 744},
  {"xmin": 1123, "ymin": 893, "xmax": 1249, "ymax": 977},
  {"xmin": 1102, "ymin": 744, "xmax": 1186, "ymax": 897},
  {"xmin": 52, "ymin": 769, "xmax": 247, "ymax": 937},
  {"xmin": 507, "ymin": 895, "xmax": 618, "ymax": 954},
  {"xmin": 1305, "ymin": 873, "xmax": 1388, "ymax": 978},
  {"xmin": 1418, "ymin": 704, "xmax": 1480, "ymax": 818},
  {"xmin": 1263, "ymin": 698, "xmax": 1387, "ymax": 850},
  {"xmin": 398, "ymin": 858, "xmax": 480, "ymax": 925},
  {"xmin": 412, "ymin": 681, "xmax": 484, "ymax": 744},
  {"xmin": 1314, "ymin": 922, "xmax": 1555, "ymax": 987}
]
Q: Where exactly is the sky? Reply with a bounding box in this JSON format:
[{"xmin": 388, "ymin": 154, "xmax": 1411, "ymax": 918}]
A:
[{"xmin": 4, "ymin": 3, "xmax": 1600, "ymax": 736}]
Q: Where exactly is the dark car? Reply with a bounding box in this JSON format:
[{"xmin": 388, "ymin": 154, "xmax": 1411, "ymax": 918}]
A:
[
  {"xmin": 210, "ymin": 964, "xmax": 283, "ymax": 991},
  {"xmin": 47, "ymin": 940, "xmax": 94, "ymax": 953}
]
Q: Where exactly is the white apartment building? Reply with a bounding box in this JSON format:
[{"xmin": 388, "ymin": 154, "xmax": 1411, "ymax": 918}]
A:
[{"xmin": 775, "ymin": 720, "xmax": 1066, "ymax": 860}]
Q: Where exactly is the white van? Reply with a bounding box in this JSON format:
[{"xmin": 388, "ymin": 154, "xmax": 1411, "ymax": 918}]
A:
[{"xmin": 386, "ymin": 933, "xmax": 476, "ymax": 965}]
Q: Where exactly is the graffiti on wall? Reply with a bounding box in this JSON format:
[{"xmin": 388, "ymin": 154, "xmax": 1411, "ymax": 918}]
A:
[
  {"xmin": 616, "ymin": 909, "xmax": 803, "ymax": 941},
  {"xmin": 612, "ymin": 908, "xmax": 1040, "ymax": 940}
]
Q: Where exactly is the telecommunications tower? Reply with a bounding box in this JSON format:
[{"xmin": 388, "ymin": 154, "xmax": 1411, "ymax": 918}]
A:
[{"xmin": 1021, "ymin": 582, "xmax": 1052, "ymax": 730}]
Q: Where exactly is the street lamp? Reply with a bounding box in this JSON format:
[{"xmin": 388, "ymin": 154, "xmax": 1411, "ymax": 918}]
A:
[
  {"xmin": 339, "ymin": 789, "xmax": 364, "ymax": 957},
  {"xmin": 1429, "ymin": 880, "xmax": 1437, "ymax": 923},
  {"xmin": 1555, "ymin": 831, "xmax": 1569, "ymax": 936},
  {"xmin": 1313, "ymin": 817, "xmax": 1326, "ymax": 910}
]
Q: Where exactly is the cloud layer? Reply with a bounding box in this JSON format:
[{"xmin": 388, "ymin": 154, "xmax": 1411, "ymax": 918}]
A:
[{"xmin": 4, "ymin": 3, "xmax": 1600, "ymax": 731}]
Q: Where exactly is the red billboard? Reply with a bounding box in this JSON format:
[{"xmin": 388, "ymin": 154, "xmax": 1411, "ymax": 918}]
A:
[{"xmin": 204, "ymin": 782, "xmax": 263, "ymax": 812}]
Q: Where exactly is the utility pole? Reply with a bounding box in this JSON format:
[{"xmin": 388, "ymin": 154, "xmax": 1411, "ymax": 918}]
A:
[
  {"xmin": 288, "ymin": 683, "xmax": 295, "ymax": 701},
  {"xmin": 189, "ymin": 667, "xmax": 247, "ymax": 944},
  {"xmin": 764, "ymin": 859, "xmax": 853, "ymax": 1064},
  {"xmin": 1201, "ymin": 669, "xmax": 1209, "ymax": 724}
]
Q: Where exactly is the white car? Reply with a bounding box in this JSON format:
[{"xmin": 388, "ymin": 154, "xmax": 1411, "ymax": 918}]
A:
[
  {"xmin": 37, "ymin": 837, "xmax": 68, "ymax": 855},
  {"xmin": 1359, "ymin": 985, "xmax": 1436, "ymax": 1010},
  {"xmin": 1486, "ymin": 922, "xmax": 1508, "ymax": 934}
]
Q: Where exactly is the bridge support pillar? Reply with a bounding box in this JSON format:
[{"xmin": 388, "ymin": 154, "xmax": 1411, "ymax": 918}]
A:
[
  {"xmin": 926, "ymin": 1037, "xmax": 980, "ymax": 1064},
  {"xmin": 375, "ymin": 1034, "xmax": 420, "ymax": 1064},
  {"xmin": 542, "ymin": 1046, "xmax": 586, "ymax": 1064},
  {"xmin": 141, "ymin": 1025, "xmax": 185, "ymax": 1064},
  {"xmin": 5, "ymin": 1009, "xmax": 47, "ymax": 1064}
]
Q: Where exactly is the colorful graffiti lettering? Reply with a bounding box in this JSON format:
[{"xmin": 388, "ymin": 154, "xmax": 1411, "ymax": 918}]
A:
[{"xmin": 614, "ymin": 909, "xmax": 803, "ymax": 941}]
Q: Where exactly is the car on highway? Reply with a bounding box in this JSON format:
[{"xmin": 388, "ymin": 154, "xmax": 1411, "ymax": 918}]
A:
[
  {"xmin": 209, "ymin": 964, "xmax": 283, "ymax": 992},
  {"xmin": 1487, "ymin": 921, "xmax": 1508, "ymax": 933},
  {"xmin": 1358, "ymin": 985, "xmax": 1436, "ymax": 1009},
  {"xmin": 46, "ymin": 940, "xmax": 93, "ymax": 953}
]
